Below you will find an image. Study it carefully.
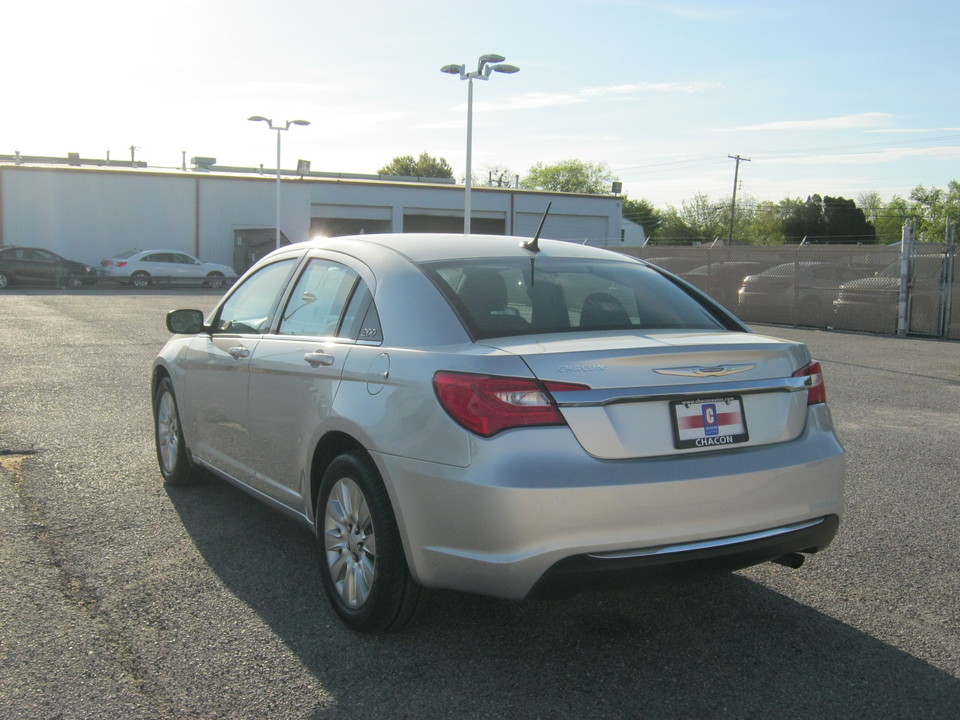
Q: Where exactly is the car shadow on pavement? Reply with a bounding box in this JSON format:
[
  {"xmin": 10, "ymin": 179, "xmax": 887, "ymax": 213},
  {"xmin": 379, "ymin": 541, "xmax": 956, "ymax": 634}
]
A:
[{"xmin": 166, "ymin": 476, "xmax": 960, "ymax": 720}]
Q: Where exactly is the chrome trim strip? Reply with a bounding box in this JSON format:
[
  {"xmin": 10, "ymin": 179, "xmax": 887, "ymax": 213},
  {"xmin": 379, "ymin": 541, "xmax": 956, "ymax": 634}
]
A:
[
  {"xmin": 654, "ymin": 363, "xmax": 755, "ymax": 378},
  {"xmin": 553, "ymin": 375, "xmax": 810, "ymax": 407},
  {"xmin": 586, "ymin": 518, "xmax": 824, "ymax": 560}
]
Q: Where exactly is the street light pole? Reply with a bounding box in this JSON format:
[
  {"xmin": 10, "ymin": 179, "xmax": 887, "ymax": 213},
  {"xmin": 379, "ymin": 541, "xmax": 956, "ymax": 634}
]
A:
[
  {"xmin": 441, "ymin": 54, "xmax": 519, "ymax": 234},
  {"xmin": 248, "ymin": 116, "xmax": 311, "ymax": 249}
]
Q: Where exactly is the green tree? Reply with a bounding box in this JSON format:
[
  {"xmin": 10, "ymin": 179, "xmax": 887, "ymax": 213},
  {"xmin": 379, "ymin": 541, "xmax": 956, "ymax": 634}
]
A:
[
  {"xmin": 378, "ymin": 152, "xmax": 453, "ymax": 179},
  {"xmin": 782, "ymin": 195, "xmax": 876, "ymax": 244},
  {"xmin": 520, "ymin": 159, "xmax": 616, "ymax": 194},
  {"xmin": 740, "ymin": 199, "xmax": 794, "ymax": 245},
  {"xmin": 622, "ymin": 196, "xmax": 662, "ymax": 236},
  {"xmin": 654, "ymin": 193, "xmax": 728, "ymax": 244},
  {"xmin": 909, "ymin": 181, "xmax": 960, "ymax": 241},
  {"xmin": 859, "ymin": 191, "xmax": 910, "ymax": 244}
]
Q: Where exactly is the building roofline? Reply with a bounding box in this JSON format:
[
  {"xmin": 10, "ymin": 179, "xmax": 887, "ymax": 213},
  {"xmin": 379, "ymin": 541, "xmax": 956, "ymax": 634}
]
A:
[{"xmin": 0, "ymin": 154, "xmax": 622, "ymax": 200}]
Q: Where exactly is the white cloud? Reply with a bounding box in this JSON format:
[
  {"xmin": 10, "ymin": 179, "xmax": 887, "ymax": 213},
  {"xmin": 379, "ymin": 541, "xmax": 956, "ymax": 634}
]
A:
[
  {"xmin": 465, "ymin": 80, "xmax": 719, "ymax": 113},
  {"xmin": 761, "ymin": 145, "xmax": 960, "ymax": 166},
  {"xmin": 720, "ymin": 113, "xmax": 894, "ymax": 132},
  {"xmin": 867, "ymin": 127, "xmax": 960, "ymax": 134}
]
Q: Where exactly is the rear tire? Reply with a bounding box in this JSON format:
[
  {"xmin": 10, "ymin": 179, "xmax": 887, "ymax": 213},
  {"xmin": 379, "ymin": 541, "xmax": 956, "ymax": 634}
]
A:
[
  {"xmin": 317, "ymin": 453, "xmax": 422, "ymax": 632},
  {"xmin": 0, "ymin": 272, "xmax": 9, "ymax": 289},
  {"xmin": 131, "ymin": 271, "xmax": 151, "ymax": 289},
  {"xmin": 154, "ymin": 377, "xmax": 199, "ymax": 485}
]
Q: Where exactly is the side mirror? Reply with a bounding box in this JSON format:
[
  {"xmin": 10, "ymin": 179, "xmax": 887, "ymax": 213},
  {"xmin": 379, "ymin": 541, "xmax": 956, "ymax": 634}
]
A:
[{"xmin": 166, "ymin": 308, "xmax": 206, "ymax": 334}]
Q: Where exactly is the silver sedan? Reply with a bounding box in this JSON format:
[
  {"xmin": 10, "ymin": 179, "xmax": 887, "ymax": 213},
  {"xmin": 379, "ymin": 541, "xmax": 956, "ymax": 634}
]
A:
[{"xmin": 152, "ymin": 234, "xmax": 845, "ymax": 631}]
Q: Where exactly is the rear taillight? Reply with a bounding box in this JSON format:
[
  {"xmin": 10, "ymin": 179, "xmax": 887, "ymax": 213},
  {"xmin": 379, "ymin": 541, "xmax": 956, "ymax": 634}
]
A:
[
  {"xmin": 116, "ymin": 261, "xmax": 128, "ymax": 268},
  {"xmin": 793, "ymin": 360, "xmax": 827, "ymax": 405},
  {"xmin": 433, "ymin": 372, "xmax": 587, "ymax": 437}
]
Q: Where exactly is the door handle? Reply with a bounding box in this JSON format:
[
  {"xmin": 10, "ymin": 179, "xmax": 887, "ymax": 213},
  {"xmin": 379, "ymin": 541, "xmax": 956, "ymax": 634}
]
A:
[
  {"xmin": 228, "ymin": 346, "xmax": 250, "ymax": 360},
  {"xmin": 304, "ymin": 352, "xmax": 335, "ymax": 368}
]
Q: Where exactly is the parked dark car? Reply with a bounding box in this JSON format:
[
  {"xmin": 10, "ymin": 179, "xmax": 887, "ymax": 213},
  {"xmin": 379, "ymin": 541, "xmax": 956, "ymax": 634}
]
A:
[
  {"xmin": 0, "ymin": 246, "xmax": 98, "ymax": 289},
  {"xmin": 832, "ymin": 255, "xmax": 948, "ymax": 335},
  {"xmin": 738, "ymin": 262, "xmax": 870, "ymax": 327},
  {"xmin": 642, "ymin": 257, "xmax": 705, "ymax": 275},
  {"xmin": 681, "ymin": 261, "xmax": 767, "ymax": 309}
]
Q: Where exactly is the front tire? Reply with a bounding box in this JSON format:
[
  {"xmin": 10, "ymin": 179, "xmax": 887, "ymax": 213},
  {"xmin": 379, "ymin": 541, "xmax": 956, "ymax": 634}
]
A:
[
  {"xmin": 154, "ymin": 377, "xmax": 199, "ymax": 485},
  {"xmin": 317, "ymin": 453, "xmax": 421, "ymax": 632},
  {"xmin": 205, "ymin": 272, "xmax": 226, "ymax": 289},
  {"xmin": 0, "ymin": 272, "xmax": 9, "ymax": 289}
]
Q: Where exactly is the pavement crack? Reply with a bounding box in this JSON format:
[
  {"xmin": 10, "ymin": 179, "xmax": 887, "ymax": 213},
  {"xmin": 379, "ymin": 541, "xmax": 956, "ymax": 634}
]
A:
[{"xmin": 1, "ymin": 450, "xmax": 193, "ymax": 717}]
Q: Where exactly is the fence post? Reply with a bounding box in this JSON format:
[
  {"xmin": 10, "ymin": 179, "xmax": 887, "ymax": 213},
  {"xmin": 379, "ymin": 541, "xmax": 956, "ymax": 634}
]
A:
[
  {"xmin": 943, "ymin": 222, "xmax": 956, "ymax": 338},
  {"xmin": 793, "ymin": 247, "xmax": 801, "ymax": 326},
  {"xmin": 897, "ymin": 220, "xmax": 915, "ymax": 336}
]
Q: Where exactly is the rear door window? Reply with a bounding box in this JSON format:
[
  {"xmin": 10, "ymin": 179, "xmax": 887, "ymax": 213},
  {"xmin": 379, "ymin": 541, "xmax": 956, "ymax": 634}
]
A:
[{"xmin": 278, "ymin": 259, "xmax": 363, "ymax": 338}]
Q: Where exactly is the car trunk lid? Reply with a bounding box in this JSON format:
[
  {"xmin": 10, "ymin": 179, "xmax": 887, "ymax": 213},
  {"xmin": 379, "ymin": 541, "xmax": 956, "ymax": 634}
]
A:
[{"xmin": 480, "ymin": 330, "xmax": 814, "ymax": 460}]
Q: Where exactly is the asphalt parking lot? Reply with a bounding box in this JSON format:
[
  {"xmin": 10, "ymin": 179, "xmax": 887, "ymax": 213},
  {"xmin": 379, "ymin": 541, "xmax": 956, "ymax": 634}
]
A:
[{"xmin": 1, "ymin": 288, "xmax": 958, "ymax": 719}]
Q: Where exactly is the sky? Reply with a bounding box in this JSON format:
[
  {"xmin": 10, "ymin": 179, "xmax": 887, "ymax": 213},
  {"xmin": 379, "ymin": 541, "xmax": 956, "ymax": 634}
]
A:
[{"xmin": 4, "ymin": 0, "xmax": 958, "ymax": 208}]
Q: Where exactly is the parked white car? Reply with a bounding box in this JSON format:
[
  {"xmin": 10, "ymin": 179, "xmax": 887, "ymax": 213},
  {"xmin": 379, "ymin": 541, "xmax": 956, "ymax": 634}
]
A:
[
  {"xmin": 153, "ymin": 233, "xmax": 845, "ymax": 631},
  {"xmin": 101, "ymin": 249, "xmax": 236, "ymax": 288}
]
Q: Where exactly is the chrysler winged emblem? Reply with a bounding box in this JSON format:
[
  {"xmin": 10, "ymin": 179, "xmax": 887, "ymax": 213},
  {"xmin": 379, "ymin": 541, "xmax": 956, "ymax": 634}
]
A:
[{"xmin": 653, "ymin": 364, "xmax": 755, "ymax": 378}]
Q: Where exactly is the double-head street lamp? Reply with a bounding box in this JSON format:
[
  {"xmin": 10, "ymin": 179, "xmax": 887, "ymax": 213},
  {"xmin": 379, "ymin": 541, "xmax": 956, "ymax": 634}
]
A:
[
  {"xmin": 248, "ymin": 116, "xmax": 311, "ymax": 249},
  {"xmin": 441, "ymin": 54, "xmax": 519, "ymax": 234}
]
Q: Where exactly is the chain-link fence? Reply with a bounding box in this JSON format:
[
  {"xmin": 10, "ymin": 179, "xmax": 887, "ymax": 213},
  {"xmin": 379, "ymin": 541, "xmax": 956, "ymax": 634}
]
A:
[{"xmin": 616, "ymin": 241, "xmax": 959, "ymax": 341}]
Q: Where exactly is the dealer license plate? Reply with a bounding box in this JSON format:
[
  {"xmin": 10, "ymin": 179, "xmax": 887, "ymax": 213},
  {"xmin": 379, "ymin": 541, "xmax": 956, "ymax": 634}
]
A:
[{"xmin": 671, "ymin": 396, "xmax": 749, "ymax": 449}]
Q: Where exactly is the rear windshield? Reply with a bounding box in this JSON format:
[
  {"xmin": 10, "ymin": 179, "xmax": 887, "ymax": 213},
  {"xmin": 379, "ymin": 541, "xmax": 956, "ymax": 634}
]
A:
[{"xmin": 421, "ymin": 257, "xmax": 729, "ymax": 339}]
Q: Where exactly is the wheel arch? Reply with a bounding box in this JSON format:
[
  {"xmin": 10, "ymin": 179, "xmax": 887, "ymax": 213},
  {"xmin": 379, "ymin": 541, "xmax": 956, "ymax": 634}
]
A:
[
  {"xmin": 310, "ymin": 431, "xmax": 375, "ymax": 522},
  {"xmin": 151, "ymin": 365, "xmax": 171, "ymax": 405}
]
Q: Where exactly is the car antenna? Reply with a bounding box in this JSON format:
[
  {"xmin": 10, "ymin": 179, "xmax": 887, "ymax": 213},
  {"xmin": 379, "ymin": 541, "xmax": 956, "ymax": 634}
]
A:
[{"xmin": 522, "ymin": 201, "xmax": 551, "ymax": 253}]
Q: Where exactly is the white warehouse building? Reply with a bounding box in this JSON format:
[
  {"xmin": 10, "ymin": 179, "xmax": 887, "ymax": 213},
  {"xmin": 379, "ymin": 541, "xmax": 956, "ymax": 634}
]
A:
[{"xmin": 0, "ymin": 159, "xmax": 643, "ymax": 274}]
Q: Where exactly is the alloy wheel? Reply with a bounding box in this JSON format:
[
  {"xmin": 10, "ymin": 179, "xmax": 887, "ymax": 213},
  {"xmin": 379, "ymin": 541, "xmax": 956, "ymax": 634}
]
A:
[
  {"xmin": 323, "ymin": 477, "xmax": 377, "ymax": 609},
  {"xmin": 156, "ymin": 389, "xmax": 180, "ymax": 474}
]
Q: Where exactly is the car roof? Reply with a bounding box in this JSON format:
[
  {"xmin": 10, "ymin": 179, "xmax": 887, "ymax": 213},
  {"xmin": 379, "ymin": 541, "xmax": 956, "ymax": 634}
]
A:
[
  {"xmin": 132, "ymin": 249, "xmax": 196, "ymax": 254},
  {"xmin": 289, "ymin": 233, "xmax": 643, "ymax": 265}
]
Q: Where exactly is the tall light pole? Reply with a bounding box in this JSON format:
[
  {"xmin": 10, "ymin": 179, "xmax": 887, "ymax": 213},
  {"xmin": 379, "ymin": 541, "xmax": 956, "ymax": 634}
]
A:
[
  {"xmin": 441, "ymin": 54, "xmax": 519, "ymax": 234},
  {"xmin": 248, "ymin": 116, "xmax": 311, "ymax": 249}
]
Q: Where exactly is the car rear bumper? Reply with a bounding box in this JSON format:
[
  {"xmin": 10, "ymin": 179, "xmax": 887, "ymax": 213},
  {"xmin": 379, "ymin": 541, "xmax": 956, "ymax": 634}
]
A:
[
  {"xmin": 374, "ymin": 404, "xmax": 845, "ymax": 600},
  {"xmin": 527, "ymin": 514, "xmax": 839, "ymax": 598}
]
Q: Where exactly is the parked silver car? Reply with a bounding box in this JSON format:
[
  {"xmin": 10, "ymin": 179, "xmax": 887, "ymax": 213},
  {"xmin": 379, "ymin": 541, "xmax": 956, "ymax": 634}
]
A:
[
  {"xmin": 102, "ymin": 249, "xmax": 236, "ymax": 288},
  {"xmin": 152, "ymin": 234, "xmax": 845, "ymax": 631}
]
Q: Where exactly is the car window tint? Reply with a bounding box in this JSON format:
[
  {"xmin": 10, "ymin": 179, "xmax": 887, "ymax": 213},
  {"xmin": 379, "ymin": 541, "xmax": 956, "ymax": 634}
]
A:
[
  {"xmin": 215, "ymin": 258, "xmax": 298, "ymax": 334},
  {"xmin": 423, "ymin": 257, "xmax": 726, "ymax": 339},
  {"xmin": 278, "ymin": 259, "xmax": 360, "ymax": 337}
]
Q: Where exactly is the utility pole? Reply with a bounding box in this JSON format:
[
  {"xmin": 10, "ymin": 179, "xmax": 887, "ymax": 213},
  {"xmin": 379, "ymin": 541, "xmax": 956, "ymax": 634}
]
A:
[{"xmin": 727, "ymin": 154, "xmax": 751, "ymax": 245}]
